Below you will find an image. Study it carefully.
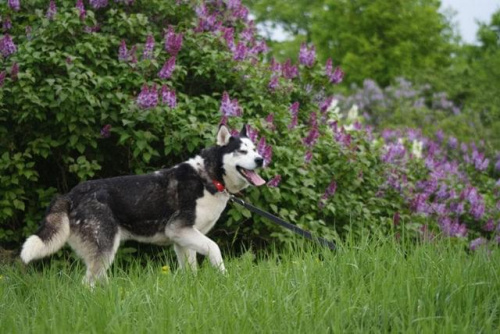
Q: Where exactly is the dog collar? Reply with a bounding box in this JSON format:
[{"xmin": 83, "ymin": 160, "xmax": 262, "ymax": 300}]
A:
[{"xmin": 212, "ymin": 179, "xmax": 225, "ymax": 192}]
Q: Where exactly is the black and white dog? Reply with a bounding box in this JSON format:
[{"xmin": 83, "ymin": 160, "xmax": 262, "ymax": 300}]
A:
[{"xmin": 20, "ymin": 125, "xmax": 265, "ymax": 285}]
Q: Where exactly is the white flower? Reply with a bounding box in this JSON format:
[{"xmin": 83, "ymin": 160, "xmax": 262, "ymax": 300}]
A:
[
  {"xmin": 347, "ymin": 104, "xmax": 359, "ymax": 122},
  {"xmin": 327, "ymin": 98, "xmax": 339, "ymax": 112},
  {"xmin": 412, "ymin": 140, "xmax": 423, "ymax": 159}
]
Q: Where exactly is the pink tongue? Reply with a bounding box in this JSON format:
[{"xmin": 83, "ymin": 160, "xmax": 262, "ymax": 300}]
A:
[{"xmin": 245, "ymin": 170, "xmax": 266, "ymax": 186}]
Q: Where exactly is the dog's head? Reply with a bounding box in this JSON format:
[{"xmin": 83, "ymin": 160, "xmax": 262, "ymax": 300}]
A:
[{"xmin": 216, "ymin": 124, "xmax": 266, "ymax": 193}]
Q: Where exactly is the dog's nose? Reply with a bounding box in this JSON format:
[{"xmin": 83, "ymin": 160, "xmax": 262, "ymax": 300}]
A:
[{"xmin": 255, "ymin": 157, "xmax": 264, "ymax": 167}]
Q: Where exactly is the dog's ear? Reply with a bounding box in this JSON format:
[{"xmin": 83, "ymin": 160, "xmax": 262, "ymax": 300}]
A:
[
  {"xmin": 239, "ymin": 124, "xmax": 248, "ymax": 138},
  {"xmin": 217, "ymin": 124, "xmax": 231, "ymax": 146}
]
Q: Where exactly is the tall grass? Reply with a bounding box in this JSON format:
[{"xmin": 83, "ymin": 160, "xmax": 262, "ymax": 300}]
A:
[{"xmin": 1, "ymin": 238, "xmax": 499, "ymax": 333}]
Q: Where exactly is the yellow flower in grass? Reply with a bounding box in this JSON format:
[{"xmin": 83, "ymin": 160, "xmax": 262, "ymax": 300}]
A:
[{"xmin": 161, "ymin": 265, "xmax": 170, "ymax": 274}]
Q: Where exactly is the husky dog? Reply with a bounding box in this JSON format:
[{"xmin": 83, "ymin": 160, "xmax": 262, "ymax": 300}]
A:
[{"xmin": 20, "ymin": 125, "xmax": 265, "ymax": 285}]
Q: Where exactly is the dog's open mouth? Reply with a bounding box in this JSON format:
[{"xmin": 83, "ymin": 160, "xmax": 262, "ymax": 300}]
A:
[{"xmin": 237, "ymin": 167, "xmax": 266, "ymax": 186}]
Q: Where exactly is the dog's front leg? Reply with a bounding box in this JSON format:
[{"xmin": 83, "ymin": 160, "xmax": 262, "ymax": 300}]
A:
[
  {"xmin": 173, "ymin": 244, "xmax": 197, "ymax": 272},
  {"xmin": 166, "ymin": 225, "xmax": 226, "ymax": 273}
]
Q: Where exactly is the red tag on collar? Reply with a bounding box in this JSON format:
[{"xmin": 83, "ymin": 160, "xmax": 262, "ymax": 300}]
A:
[{"xmin": 212, "ymin": 179, "xmax": 225, "ymax": 192}]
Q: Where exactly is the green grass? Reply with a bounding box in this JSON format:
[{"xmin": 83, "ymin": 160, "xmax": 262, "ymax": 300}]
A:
[{"xmin": 1, "ymin": 238, "xmax": 499, "ymax": 333}]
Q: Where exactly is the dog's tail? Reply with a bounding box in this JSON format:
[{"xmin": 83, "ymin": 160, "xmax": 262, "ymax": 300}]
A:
[{"xmin": 20, "ymin": 196, "xmax": 71, "ymax": 264}]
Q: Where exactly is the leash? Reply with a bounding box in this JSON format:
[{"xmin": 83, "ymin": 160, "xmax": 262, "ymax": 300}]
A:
[{"xmin": 229, "ymin": 195, "xmax": 336, "ymax": 250}]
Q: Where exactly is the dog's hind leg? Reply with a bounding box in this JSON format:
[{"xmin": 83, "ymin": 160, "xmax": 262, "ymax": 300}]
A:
[
  {"xmin": 167, "ymin": 226, "xmax": 225, "ymax": 273},
  {"xmin": 173, "ymin": 244, "xmax": 197, "ymax": 272},
  {"xmin": 68, "ymin": 201, "xmax": 121, "ymax": 286},
  {"xmin": 69, "ymin": 223, "xmax": 120, "ymax": 287}
]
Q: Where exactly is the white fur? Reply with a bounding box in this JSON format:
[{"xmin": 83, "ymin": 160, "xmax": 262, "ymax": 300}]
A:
[
  {"xmin": 217, "ymin": 125, "xmax": 231, "ymax": 146},
  {"xmin": 186, "ymin": 155, "xmax": 205, "ymax": 172},
  {"xmin": 119, "ymin": 227, "xmax": 171, "ymax": 245},
  {"xmin": 195, "ymin": 190, "xmax": 230, "ymax": 234},
  {"xmin": 174, "ymin": 244, "xmax": 197, "ymax": 271},
  {"xmin": 222, "ymin": 137, "xmax": 262, "ymax": 193},
  {"xmin": 20, "ymin": 214, "xmax": 70, "ymax": 264},
  {"xmin": 166, "ymin": 225, "xmax": 226, "ymax": 273}
]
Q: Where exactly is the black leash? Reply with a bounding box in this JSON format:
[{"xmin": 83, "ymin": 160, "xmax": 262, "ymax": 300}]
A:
[{"xmin": 229, "ymin": 195, "xmax": 336, "ymax": 250}]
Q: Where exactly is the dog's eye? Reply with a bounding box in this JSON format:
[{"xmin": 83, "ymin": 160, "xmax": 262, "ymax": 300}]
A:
[{"xmin": 238, "ymin": 150, "xmax": 248, "ymax": 154}]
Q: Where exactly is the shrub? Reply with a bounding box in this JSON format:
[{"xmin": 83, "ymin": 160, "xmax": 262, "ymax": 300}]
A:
[{"xmin": 1, "ymin": 0, "xmax": 499, "ymax": 253}]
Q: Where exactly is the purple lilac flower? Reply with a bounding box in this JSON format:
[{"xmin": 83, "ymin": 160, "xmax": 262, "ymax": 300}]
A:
[
  {"xmin": 233, "ymin": 42, "xmax": 247, "ymax": 61},
  {"xmin": 227, "ymin": 0, "xmax": 242, "ymax": 11},
  {"xmin": 3, "ymin": 17, "xmax": 12, "ymax": 31},
  {"xmin": 321, "ymin": 180, "xmax": 337, "ymax": 201},
  {"xmin": 245, "ymin": 124, "xmax": 259, "ymax": 143},
  {"xmin": 194, "ymin": 5, "xmax": 221, "ymax": 32},
  {"xmin": 8, "ymin": 0, "xmax": 21, "ymax": 11},
  {"xmin": 222, "ymin": 27, "xmax": 235, "ymax": 51},
  {"xmin": 281, "ymin": 59, "xmax": 298, "ymax": 79},
  {"xmin": 469, "ymin": 237, "xmax": 487, "ymax": 251},
  {"xmin": 325, "ymin": 58, "xmax": 333, "ymax": 76},
  {"xmin": 382, "ymin": 142, "xmax": 406, "ymax": 164},
  {"xmin": 220, "ymin": 91, "xmax": 242, "ymax": 122},
  {"xmin": 265, "ymin": 113, "xmax": 275, "ymax": 130},
  {"xmin": 76, "ymin": 0, "xmax": 86, "ymax": 20},
  {"xmin": 449, "ymin": 201, "xmax": 465, "ymax": 215},
  {"xmin": 448, "ymin": 136, "xmax": 458, "ymax": 149},
  {"xmin": 0, "ymin": 34, "xmax": 17, "ymax": 57},
  {"xmin": 438, "ymin": 217, "xmax": 467, "ymax": 237},
  {"xmin": 46, "ymin": 1, "xmax": 57, "ymax": 20},
  {"xmin": 494, "ymin": 158, "xmax": 500, "ymax": 172},
  {"xmin": 158, "ymin": 57, "xmax": 176, "ymax": 79},
  {"xmin": 411, "ymin": 193, "xmax": 430, "ymax": 215},
  {"xmin": 325, "ymin": 58, "xmax": 344, "ymax": 84},
  {"xmin": 89, "ymin": 0, "xmax": 108, "ymax": 9},
  {"xmin": 160, "ymin": 85, "xmax": 176, "ymax": 109},
  {"xmin": 118, "ymin": 40, "xmax": 128, "ymax": 61},
  {"xmin": 299, "ymin": 42, "xmax": 316, "ymax": 67},
  {"xmin": 483, "ymin": 219, "xmax": 495, "ymax": 232},
  {"xmin": 432, "ymin": 203, "xmax": 447, "ymax": 216},
  {"xmin": 304, "ymin": 151, "xmax": 313, "ymax": 164},
  {"xmin": 268, "ymin": 75, "xmax": 279, "ymax": 91},
  {"xmin": 267, "ymin": 175, "xmax": 281, "ymax": 188},
  {"xmin": 269, "ymin": 57, "xmax": 281, "ymax": 73},
  {"xmin": 257, "ymin": 137, "xmax": 272, "ymax": 167},
  {"xmin": 249, "ymin": 40, "xmax": 269, "ymax": 55},
  {"xmin": 0, "ymin": 71, "xmax": 6, "ymax": 86},
  {"xmin": 136, "ymin": 84, "xmax": 158, "ymax": 109},
  {"xmin": 10, "ymin": 62, "xmax": 18, "ymax": 80},
  {"xmin": 435, "ymin": 129, "xmax": 444, "ymax": 143},
  {"xmin": 100, "ymin": 124, "xmax": 111, "ymax": 138},
  {"xmin": 303, "ymin": 128, "xmax": 320, "ymax": 148},
  {"xmin": 165, "ymin": 26, "xmax": 183, "ymax": 56},
  {"xmin": 329, "ymin": 67, "xmax": 344, "ymax": 84},
  {"xmin": 334, "ymin": 129, "xmax": 351, "ymax": 149},
  {"xmin": 240, "ymin": 26, "xmax": 255, "ymax": 42},
  {"xmin": 319, "ymin": 96, "xmax": 334, "ymax": 114},
  {"xmin": 436, "ymin": 183, "xmax": 448, "ymax": 200},
  {"xmin": 303, "ymin": 112, "xmax": 319, "ymax": 148},
  {"xmin": 288, "ymin": 102, "xmax": 300, "ymax": 130},
  {"xmin": 232, "ymin": 4, "xmax": 249, "ymax": 20},
  {"xmin": 470, "ymin": 202, "xmax": 485, "ymax": 220},
  {"xmin": 471, "ymin": 149, "xmax": 489, "ymax": 171},
  {"xmin": 432, "ymin": 92, "xmax": 454, "ymax": 110},
  {"xmin": 143, "ymin": 34, "xmax": 155, "ymax": 60}
]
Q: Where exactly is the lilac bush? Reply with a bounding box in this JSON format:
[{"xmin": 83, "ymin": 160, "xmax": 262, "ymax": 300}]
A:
[{"xmin": 1, "ymin": 0, "xmax": 498, "ymax": 252}]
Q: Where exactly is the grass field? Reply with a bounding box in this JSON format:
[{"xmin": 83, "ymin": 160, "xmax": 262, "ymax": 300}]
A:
[{"xmin": 1, "ymin": 238, "xmax": 499, "ymax": 333}]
